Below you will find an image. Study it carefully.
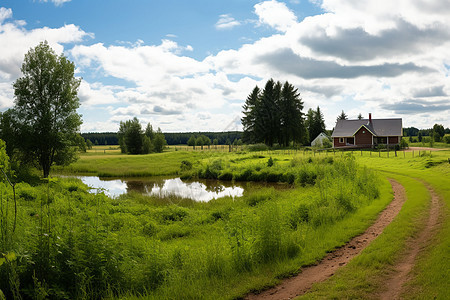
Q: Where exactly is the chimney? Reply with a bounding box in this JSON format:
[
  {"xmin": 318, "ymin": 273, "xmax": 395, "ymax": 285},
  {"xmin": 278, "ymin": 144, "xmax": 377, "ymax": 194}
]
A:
[{"xmin": 369, "ymin": 113, "xmax": 372, "ymax": 122}]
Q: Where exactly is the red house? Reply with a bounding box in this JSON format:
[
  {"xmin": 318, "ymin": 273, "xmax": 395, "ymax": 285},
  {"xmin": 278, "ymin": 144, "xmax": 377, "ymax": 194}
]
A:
[{"xmin": 331, "ymin": 114, "xmax": 402, "ymax": 149}]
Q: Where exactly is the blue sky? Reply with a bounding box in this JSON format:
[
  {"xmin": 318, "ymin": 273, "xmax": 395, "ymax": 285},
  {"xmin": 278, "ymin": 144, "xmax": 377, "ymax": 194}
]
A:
[{"xmin": 1, "ymin": 0, "xmax": 449, "ymax": 132}]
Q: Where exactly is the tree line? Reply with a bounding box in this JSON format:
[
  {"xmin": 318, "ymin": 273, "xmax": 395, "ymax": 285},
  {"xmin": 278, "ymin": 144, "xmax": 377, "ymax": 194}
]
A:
[{"xmin": 164, "ymin": 131, "xmax": 242, "ymax": 146}]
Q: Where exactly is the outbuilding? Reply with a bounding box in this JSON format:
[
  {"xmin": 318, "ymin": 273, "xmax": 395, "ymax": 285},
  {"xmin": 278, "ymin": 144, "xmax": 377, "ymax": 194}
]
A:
[{"xmin": 311, "ymin": 132, "xmax": 330, "ymax": 147}]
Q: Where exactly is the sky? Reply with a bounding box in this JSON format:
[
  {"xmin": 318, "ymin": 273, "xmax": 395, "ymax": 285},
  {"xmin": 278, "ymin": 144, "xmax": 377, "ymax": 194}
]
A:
[{"xmin": 0, "ymin": 0, "xmax": 449, "ymax": 133}]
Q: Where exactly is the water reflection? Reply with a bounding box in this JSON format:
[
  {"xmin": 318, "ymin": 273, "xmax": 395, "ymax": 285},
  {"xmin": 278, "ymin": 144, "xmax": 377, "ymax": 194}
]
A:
[
  {"xmin": 76, "ymin": 176, "xmax": 244, "ymax": 202},
  {"xmin": 149, "ymin": 178, "xmax": 243, "ymax": 202}
]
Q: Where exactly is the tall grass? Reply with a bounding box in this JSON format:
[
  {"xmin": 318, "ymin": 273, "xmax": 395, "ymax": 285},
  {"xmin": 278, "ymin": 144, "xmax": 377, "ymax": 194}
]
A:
[{"xmin": 0, "ymin": 153, "xmax": 386, "ymax": 299}]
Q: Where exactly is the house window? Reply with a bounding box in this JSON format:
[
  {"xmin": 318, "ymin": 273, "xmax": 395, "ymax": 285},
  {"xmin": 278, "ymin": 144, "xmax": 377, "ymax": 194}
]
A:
[
  {"xmin": 362, "ymin": 130, "xmax": 365, "ymax": 134},
  {"xmin": 339, "ymin": 138, "xmax": 344, "ymax": 143}
]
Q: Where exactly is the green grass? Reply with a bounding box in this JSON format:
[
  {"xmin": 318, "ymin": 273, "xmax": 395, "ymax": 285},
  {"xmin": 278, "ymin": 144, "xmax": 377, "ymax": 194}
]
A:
[
  {"xmin": 53, "ymin": 150, "xmax": 225, "ymax": 177},
  {"xmin": 296, "ymin": 149, "xmax": 450, "ymax": 299},
  {"xmin": 3, "ymin": 148, "xmax": 449, "ymax": 299},
  {"xmin": 1, "ymin": 151, "xmax": 392, "ymax": 299}
]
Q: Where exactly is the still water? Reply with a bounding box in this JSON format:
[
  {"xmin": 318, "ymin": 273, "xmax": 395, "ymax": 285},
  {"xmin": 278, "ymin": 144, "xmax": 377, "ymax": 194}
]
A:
[{"xmin": 77, "ymin": 176, "xmax": 245, "ymax": 202}]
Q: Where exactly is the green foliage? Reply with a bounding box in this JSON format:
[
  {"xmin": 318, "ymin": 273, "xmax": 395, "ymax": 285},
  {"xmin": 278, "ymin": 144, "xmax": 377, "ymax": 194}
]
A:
[
  {"xmin": 118, "ymin": 119, "xmax": 166, "ymax": 154},
  {"xmin": 4, "ymin": 149, "xmax": 425, "ymax": 299},
  {"xmin": 399, "ymin": 137, "xmax": 409, "ymax": 149},
  {"xmin": 11, "ymin": 41, "xmax": 82, "ymax": 178},
  {"xmin": 336, "ymin": 110, "xmax": 348, "ymax": 121},
  {"xmin": 306, "ymin": 106, "xmax": 326, "ymax": 144},
  {"xmin": 267, "ymin": 157, "xmax": 274, "ymax": 167},
  {"xmin": 153, "ymin": 128, "xmax": 166, "ymax": 153},
  {"xmin": 242, "ymin": 79, "xmax": 306, "ymax": 146},
  {"xmin": 180, "ymin": 160, "xmax": 193, "ymax": 171}
]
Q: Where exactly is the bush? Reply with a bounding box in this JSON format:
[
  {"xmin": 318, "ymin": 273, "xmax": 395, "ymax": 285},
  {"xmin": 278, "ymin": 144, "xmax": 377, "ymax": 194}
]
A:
[
  {"xmin": 247, "ymin": 144, "xmax": 269, "ymax": 152},
  {"xmin": 444, "ymin": 135, "xmax": 450, "ymax": 144},
  {"xmin": 180, "ymin": 160, "xmax": 193, "ymax": 171},
  {"xmin": 400, "ymin": 138, "xmax": 409, "ymax": 149},
  {"xmin": 159, "ymin": 206, "xmax": 189, "ymax": 222}
]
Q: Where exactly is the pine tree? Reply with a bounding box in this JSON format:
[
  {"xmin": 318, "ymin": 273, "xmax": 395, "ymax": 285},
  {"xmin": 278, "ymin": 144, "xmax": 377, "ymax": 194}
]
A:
[
  {"xmin": 241, "ymin": 86, "xmax": 260, "ymax": 143},
  {"xmin": 336, "ymin": 110, "xmax": 348, "ymax": 121}
]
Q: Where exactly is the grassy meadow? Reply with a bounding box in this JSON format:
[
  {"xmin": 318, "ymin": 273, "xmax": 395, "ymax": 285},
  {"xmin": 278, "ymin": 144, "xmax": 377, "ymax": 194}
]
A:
[{"xmin": 1, "ymin": 145, "xmax": 449, "ymax": 299}]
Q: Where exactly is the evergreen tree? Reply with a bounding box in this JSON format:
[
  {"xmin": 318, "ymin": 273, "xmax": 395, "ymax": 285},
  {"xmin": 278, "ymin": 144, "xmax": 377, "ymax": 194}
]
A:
[
  {"xmin": 241, "ymin": 79, "xmax": 306, "ymax": 147},
  {"xmin": 336, "ymin": 110, "xmax": 348, "ymax": 122},
  {"xmin": 153, "ymin": 128, "xmax": 166, "ymax": 153},
  {"xmin": 241, "ymin": 86, "xmax": 260, "ymax": 143},
  {"xmin": 279, "ymin": 81, "xmax": 305, "ymax": 146},
  {"xmin": 306, "ymin": 106, "xmax": 325, "ymax": 144},
  {"xmin": 145, "ymin": 123, "xmax": 155, "ymax": 140},
  {"xmin": 357, "ymin": 113, "xmax": 363, "ymax": 120}
]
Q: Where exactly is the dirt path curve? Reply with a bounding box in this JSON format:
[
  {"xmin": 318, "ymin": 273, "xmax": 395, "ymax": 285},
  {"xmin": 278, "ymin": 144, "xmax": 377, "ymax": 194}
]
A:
[
  {"xmin": 246, "ymin": 179, "xmax": 406, "ymax": 300},
  {"xmin": 378, "ymin": 182, "xmax": 441, "ymax": 300}
]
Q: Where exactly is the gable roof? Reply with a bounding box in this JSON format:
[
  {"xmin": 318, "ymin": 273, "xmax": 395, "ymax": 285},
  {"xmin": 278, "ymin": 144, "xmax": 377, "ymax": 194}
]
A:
[
  {"xmin": 331, "ymin": 118, "xmax": 402, "ymax": 137},
  {"xmin": 311, "ymin": 132, "xmax": 330, "ymax": 145}
]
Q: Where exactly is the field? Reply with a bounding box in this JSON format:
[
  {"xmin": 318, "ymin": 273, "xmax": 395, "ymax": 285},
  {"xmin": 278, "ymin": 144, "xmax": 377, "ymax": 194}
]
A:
[{"xmin": 1, "ymin": 146, "xmax": 449, "ymax": 299}]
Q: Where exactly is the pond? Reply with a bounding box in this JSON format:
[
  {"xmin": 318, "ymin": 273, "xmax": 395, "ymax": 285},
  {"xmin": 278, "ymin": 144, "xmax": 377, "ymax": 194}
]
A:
[{"xmin": 75, "ymin": 176, "xmax": 246, "ymax": 202}]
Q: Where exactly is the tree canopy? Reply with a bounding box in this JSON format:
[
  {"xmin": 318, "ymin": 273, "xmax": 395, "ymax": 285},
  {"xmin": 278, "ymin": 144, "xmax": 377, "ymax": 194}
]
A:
[
  {"xmin": 336, "ymin": 110, "xmax": 348, "ymax": 122},
  {"xmin": 241, "ymin": 79, "xmax": 306, "ymax": 147},
  {"xmin": 305, "ymin": 106, "xmax": 326, "ymax": 144},
  {"xmin": 118, "ymin": 118, "xmax": 166, "ymax": 154},
  {"xmin": 10, "ymin": 41, "xmax": 82, "ymax": 177}
]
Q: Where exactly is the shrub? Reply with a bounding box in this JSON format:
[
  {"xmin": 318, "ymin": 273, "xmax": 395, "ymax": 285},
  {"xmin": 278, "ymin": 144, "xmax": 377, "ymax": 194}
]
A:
[
  {"xmin": 267, "ymin": 157, "xmax": 274, "ymax": 167},
  {"xmin": 142, "ymin": 221, "xmax": 158, "ymax": 237},
  {"xmin": 247, "ymin": 143, "xmax": 269, "ymax": 152},
  {"xmin": 444, "ymin": 135, "xmax": 450, "ymax": 144},
  {"xmin": 180, "ymin": 160, "xmax": 193, "ymax": 171},
  {"xmin": 159, "ymin": 206, "xmax": 189, "ymax": 222}
]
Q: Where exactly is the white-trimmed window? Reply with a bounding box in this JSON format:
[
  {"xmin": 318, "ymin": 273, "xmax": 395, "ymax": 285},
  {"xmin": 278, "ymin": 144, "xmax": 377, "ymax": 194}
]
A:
[{"xmin": 339, "ymin": 138, "xmax": 344, "ymax": 143}]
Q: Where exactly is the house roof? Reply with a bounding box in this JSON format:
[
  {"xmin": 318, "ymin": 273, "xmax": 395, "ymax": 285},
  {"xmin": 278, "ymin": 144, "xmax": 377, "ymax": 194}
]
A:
[{"xmin": 331, "ymin": 118, "xmax": 402, "ymax": 137}]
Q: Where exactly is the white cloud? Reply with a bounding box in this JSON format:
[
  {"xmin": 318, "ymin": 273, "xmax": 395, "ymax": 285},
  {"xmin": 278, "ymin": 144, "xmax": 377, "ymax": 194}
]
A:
[
  {"xmin": 2, "ymin": 2, "xmax": 450, "ymax": 132},
  {"xmin": 0, "ymin": 7, "xmax": 12, "ymax": 23},
  {"xmin": 38, "ymin": 0, "xmax": 72, "ymax": 7},
  {"xmin": 254, "ymin": 0, "xmax": 298, "ymax": 32},
  {"xmin": 215, "ymin": 14, "xmax": 241, "ymax": 30}
]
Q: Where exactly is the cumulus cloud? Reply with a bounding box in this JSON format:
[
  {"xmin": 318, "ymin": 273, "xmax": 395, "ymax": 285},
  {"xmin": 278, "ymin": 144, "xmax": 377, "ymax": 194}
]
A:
[
  {"xmin": 0, "ymin": 8, "xmax": 92, "ymax": 109},
  {"xmin": 256, "ymin": 48, "xmax": 433, "ymax": 79},
  {"xmin": 254, "ymin": 0, "xmax": 297, "ymax": 32},
  {"xmin": 2, "ymin": 1, "xmax": 450, "ymax": 131},
  {"xmin": 215, "ymin": 14, "xmax": 241, "ymax": 30}
]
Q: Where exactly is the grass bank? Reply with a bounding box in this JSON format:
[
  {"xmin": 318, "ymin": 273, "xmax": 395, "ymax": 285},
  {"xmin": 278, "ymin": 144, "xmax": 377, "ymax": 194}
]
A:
[{"xmin": 1, "ymin": 153, "xmax": 391, "ymax": 299}]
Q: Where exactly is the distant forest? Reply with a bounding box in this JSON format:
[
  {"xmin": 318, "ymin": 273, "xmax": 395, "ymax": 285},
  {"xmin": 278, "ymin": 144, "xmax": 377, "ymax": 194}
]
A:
[
  {"xmin": 82, "ymin": 131, "xmax": 243, "ymax": 146},
  {"xmin": 81, "ymin": 127, "xmax": 449, "ymax": 147},
  {"xmin": 403, "ymin": 127, "xmax": 450, "ymax": 137}
]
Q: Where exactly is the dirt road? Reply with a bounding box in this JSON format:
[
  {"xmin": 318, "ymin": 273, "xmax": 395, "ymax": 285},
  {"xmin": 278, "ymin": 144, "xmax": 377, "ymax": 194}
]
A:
[
  {"xmin": 378, "ymin": 182, "xmax": 442, "ymax": 299},
  {"xmin": 246, "ymin": 179, "xmax": 406, "ymax": 300}
]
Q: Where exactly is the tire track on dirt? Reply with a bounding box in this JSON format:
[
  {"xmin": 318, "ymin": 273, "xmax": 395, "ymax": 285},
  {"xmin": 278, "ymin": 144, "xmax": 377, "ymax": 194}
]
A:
[
  {"xmin": 246, "ymin": 179, "xmax": 406, "ymax": 300},
  {"xmin": 378, "ymin": 181, "xmax": 442, "ymax": 300}
]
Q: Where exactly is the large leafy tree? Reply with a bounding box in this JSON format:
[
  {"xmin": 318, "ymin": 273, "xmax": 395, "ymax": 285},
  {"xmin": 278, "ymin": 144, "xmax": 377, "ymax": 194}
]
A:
[
  {"xmin": 118, "ymin": 117, "xmax": 143, "ymax": 154},
  {"xmin": 12, "ymin": 41, "xmax": 82, "ymax": 177}
]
